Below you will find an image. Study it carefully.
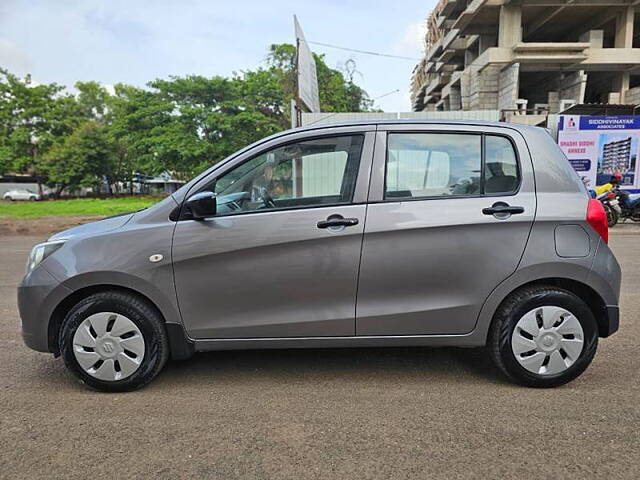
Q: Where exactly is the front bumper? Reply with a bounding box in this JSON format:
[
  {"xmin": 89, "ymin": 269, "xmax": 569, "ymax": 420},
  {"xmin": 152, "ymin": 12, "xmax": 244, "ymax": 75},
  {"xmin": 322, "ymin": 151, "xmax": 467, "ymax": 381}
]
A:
[{"xmin": 18, "ymin": 266, "xmax": 70, "ymax": 353}]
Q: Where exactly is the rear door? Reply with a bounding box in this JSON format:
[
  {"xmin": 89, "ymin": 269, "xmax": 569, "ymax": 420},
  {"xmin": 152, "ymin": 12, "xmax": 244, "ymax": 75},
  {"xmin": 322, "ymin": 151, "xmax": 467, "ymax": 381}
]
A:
[
  {"xmin": 356, "ymin": 124, "xmax": 536, "ymax": 335},
  {"xmin": 172, "ymin": 127, "xmax": 375, "ymax": 339}
]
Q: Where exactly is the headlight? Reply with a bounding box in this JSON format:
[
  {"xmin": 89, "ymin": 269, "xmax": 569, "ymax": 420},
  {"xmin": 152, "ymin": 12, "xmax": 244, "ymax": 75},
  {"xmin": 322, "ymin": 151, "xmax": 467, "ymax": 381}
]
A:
[{"xmin": 26, "ymin": 240, "xmax": 66, "ymax": 274}]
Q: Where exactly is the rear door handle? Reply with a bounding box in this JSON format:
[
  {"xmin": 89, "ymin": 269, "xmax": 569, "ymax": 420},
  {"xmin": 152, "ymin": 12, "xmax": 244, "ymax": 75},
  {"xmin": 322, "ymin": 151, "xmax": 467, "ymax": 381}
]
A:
[
  {"xmin": 317, "ymin": 216, "xmax": 359, "ymax": 229},
  {"xmin": 482, "ymin": 202, "xmax": 524, "ymax": 216}
]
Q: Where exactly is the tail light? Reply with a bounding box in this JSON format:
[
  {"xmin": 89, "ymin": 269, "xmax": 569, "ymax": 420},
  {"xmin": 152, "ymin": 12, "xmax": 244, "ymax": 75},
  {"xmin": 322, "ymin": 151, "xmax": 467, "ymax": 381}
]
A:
[{"xmin": 587, "ymin": 198, "xmax": 608, "ymax": 244}]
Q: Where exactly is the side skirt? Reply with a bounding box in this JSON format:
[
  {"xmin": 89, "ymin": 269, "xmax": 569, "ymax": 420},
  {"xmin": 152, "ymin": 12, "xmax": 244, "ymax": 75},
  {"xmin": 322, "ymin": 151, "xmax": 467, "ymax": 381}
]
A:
[{"xmin": 193, "ymin": 333, "xmax": 485, "ymax": 352}]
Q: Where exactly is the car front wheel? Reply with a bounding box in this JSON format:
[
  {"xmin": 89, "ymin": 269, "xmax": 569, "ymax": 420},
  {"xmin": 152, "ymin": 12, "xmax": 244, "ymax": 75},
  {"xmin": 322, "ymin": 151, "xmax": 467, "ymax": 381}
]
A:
[
  {"xmin": 488, "ymin": 286, "xmax": 598, "ymax": 388},
  {"xmin": 59, "ymin": 291, "xmax": 170, "ymax": 392}
]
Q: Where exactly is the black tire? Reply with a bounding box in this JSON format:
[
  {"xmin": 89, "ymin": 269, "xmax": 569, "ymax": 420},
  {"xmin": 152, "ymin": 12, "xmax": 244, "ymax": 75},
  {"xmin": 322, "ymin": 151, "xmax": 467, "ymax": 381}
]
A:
[
  {"xmin": 6, "ymin": 196, "xmax": 13, "ymax": 201},
  {"xmin": 605, "ymin": 205, "xmax": 618, "ymax": 227},
  {"xmin": 59, "ymin": 291, "xmax": 169, "ymax": 392},
  {"xmin": 488, "ymin": 286, "xmax": 598, "ymax": 388}
]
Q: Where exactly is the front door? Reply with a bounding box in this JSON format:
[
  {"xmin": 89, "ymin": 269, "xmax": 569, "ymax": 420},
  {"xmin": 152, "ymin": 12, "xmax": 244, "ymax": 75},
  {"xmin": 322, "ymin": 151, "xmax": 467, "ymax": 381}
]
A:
[
  {"xmin": 356, "ymin": 126, "xmax": 536, "ymax": 336},
  {"xmin": 173, "ymin": 132, "xmax": 373, "ymax": 339}
]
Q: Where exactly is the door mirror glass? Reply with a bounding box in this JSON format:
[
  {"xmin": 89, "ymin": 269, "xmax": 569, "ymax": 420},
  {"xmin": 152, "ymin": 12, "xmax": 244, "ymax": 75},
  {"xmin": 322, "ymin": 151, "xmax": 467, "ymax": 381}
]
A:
[{"xmin": 186, "ymin": 191, "xmax": 217, "ymax": 219}]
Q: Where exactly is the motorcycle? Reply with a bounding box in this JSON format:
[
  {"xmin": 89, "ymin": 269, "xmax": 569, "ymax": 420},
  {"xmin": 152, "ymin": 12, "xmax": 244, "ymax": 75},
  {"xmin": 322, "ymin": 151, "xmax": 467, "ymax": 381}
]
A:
[
  {"xmin": 596, "ymin": 189, "xmax": 620, "ymax": 227},
  {"xmin": 612, "ymin": 186, "xmax": 640, "ymax": 223}
]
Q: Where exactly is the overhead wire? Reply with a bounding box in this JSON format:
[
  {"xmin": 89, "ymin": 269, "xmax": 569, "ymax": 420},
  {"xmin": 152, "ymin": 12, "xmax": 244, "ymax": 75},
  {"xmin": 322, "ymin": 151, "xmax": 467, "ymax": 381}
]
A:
[
  {"xmin": 305, "ymin": 40, "xmax": 421, "ymax": 61},
  {"xmin": 296, "ymin": 36, "xmax": 417, "ymax": 125},
  {"xmin": 305, "ymin": 89, "xmax": 401, "ymax": 126}
]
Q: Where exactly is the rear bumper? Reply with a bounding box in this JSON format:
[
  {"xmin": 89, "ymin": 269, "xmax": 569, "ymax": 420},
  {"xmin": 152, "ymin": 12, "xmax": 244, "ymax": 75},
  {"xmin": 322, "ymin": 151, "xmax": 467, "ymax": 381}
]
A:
[
  {"xmin": 601, "ymin": 305, "xmax": 619, "ymax": 337},
  {"xmin": 587, "ymin": 238, "xmax": 621, "ymax": 338}
]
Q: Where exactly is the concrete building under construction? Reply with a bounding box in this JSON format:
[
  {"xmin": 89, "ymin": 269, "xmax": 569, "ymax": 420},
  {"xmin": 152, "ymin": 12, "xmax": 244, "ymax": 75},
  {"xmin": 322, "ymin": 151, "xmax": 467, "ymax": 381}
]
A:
[{"xmin": 410, "ymin": 0, "xmax": 640, "ymax": 122}]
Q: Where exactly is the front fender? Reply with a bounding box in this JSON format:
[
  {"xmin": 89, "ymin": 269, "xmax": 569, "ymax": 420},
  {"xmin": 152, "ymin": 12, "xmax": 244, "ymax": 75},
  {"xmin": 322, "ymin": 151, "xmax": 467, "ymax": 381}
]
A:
[
  {"xmin": 40, "ymin": 211, "xmax": 181, "ymax": 333},
  {"xmin": 59, "ymin": 271, "xmax": 182, "ymax": 326}
]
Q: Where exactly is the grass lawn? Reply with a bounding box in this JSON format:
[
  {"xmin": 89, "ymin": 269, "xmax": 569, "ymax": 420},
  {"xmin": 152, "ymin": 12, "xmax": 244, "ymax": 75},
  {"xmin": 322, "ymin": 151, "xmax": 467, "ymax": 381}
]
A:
[{"xmin": 0, "ymin": 196, "xmax": 161, "ymax": 219}]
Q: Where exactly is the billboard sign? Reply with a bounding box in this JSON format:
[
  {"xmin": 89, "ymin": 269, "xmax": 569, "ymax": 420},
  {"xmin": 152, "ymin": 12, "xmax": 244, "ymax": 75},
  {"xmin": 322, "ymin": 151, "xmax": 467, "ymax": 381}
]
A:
[
  {"xmin": 558, "ymin": 115, "xmax": 640, "ymax": 191},
  {"xmin": 294, "ymin": 15, "xmax": 320, "ymax": 113}
]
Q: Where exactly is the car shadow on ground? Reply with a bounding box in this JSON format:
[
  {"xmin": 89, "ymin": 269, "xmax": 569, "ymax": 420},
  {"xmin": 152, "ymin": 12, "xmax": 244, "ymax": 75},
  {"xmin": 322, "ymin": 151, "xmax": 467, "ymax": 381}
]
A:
[
  {"xmin": 158, "ymin": 346, "xmax": 512, "ymax": 388},
  {"xmin": 28, "ymin": 346, "xmax": 512, "ymax": 392}
]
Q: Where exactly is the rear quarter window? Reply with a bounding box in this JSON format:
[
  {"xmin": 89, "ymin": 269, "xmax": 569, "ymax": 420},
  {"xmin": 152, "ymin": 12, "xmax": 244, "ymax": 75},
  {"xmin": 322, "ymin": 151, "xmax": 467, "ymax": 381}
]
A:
[{"xmin": 484, "ymin": 135, "xmax": 519, "ymax": 195}]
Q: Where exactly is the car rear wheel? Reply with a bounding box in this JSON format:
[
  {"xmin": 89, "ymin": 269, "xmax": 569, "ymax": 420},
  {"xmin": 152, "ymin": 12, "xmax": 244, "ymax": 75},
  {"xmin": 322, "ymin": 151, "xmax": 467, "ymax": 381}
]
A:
[
  {"xmin": 488, "ymin": 286, "xmax": 598, "ymax": 388},
  {"xmin": 5, "ymin": 196, "xmax": 12, "ymax": 201},
  {"xmin": 59, "ymin": 291, "xmax": 169, "ymax": 392}
]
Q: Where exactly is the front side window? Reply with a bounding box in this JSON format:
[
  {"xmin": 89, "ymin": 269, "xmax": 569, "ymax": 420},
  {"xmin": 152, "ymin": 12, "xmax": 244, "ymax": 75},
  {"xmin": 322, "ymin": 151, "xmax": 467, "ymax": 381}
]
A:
[
  {"xmin": 384, "ymin": 132, "xmax": 520, "ymax": 200},
  {"xmin": 212, "ymin": 135, "xmax": 363, "ymax": 215}
]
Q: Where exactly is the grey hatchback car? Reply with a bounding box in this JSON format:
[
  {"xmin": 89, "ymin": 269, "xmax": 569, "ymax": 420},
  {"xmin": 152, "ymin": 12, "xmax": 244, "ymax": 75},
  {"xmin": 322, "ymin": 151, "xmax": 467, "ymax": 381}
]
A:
[{"xmin": 19, "ymin": 121, "xmax": 621, "ymax": 391}]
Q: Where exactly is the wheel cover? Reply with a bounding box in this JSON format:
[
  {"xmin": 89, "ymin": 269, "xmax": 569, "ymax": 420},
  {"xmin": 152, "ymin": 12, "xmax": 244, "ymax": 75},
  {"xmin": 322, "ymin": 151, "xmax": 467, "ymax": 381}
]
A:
[
  {"xmin": 72, "ymin": 312, "xmax": 145, "ymax": 381},
  {"xmin": 511, "ymin": 306, "xmax": 584, "ymax": 376}
]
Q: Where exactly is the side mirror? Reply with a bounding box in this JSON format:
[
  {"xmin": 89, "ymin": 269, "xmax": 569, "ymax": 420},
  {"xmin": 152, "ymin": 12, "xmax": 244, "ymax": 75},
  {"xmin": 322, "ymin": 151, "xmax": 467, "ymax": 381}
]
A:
[{"xmin": 186, "ymin": 191, "xmax": 217, "ymax": 219}]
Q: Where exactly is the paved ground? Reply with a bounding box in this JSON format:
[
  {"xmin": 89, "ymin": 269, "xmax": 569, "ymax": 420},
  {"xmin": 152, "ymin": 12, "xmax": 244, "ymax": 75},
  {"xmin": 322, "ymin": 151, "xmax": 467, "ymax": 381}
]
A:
[{"xmin": 1, "ymin": 232, "xmax": 639, "ymax": 479}]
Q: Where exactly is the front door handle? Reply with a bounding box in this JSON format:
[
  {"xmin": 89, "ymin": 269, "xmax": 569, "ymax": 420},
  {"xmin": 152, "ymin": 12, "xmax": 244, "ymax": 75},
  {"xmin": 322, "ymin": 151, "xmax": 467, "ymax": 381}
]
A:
[
  {"xmin": 317, "ymin": 215, "xmax": 359, "ymax": 229},
  {"xmin": 482, "ymin": 202, "xmax": 524, "ymax": 217}
]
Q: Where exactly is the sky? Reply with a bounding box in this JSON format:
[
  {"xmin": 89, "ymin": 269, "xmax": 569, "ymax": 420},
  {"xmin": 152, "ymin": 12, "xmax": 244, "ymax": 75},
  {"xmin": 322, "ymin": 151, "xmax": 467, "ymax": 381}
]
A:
[{"xmin": 0, "ymin": 0, "xmax": 436, "ymax": 112}]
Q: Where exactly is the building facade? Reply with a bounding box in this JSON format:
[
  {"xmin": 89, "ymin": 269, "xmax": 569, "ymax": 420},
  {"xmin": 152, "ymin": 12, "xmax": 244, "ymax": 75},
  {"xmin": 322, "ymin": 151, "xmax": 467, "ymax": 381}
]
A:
[
  {"xmin": 410, "ymin": 0, "xmax": 640, "ymax": 122},
  {"xmin": 602, "ymin": 136, "xmax": 633, "ymax": 172}
]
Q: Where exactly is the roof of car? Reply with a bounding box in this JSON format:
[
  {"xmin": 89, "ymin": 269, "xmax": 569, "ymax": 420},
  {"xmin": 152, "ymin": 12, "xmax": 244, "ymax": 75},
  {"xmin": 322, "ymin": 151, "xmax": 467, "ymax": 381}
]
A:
[{"xmin": 290, "ymin": 119, "xmax": 543, "ymax": 134}]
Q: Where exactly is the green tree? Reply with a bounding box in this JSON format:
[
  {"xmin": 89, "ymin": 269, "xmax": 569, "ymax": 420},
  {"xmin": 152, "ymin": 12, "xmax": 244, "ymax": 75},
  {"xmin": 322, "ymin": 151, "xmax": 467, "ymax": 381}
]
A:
[
  {"xmin": 108, "ymin": 75, "xmax": 283, "ymax": 179},
  {"xmin": 263, "ymin": 43, "xmax": 373, "ymax": 119},
  {"xmin": 0, "ymin": 69, "xmax": 72, "ymax": 190},
  {"xmin": 0, "ymin": 42, "xmax": 375, "ymax": 191},
  {"xmin": 152, "ymin": 75, "xmax": 283, "ymax": 171},
  {"xmin": 41, "ymin": 120, "xmax": 114, "ymax": 196},
  {"xmin": 75, "ymin": 81, "xmax": 111, "ymax": 119},
  {"xmin": 107, "ymin": 82, "xmax": 212, "ymax": 181}
]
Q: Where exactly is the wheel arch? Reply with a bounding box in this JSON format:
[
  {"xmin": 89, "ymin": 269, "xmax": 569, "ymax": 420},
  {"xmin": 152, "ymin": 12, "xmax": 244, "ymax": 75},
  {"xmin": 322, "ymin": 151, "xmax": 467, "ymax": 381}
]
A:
[
  {"xmin": 48, "ymin": 284, "xmax": 193, "ymax": 360},
  {"xmin": 491, "ymin": 277, "xmax": 611, "ymax": 338}
]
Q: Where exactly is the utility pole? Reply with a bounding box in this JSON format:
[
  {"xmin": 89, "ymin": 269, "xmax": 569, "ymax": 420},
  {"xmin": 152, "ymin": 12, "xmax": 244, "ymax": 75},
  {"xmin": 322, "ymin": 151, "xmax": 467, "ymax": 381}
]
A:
[
  {"xmin": 293, "ymin": 35, "xmax": 303, "ymax": 196},
  {"xmin": 294, "ymin": 37, "xmax": 303, "ymax": 128}
]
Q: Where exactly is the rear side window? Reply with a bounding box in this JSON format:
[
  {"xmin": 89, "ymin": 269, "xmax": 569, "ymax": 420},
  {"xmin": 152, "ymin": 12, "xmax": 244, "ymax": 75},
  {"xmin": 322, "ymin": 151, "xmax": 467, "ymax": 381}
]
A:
[
  {"xmin": 386, "ymin": 133, "xmax": 481, "ymax": 198},
  {"xmin": 384, "ymin": 132, "xmax": 519, "ymax": 200}
]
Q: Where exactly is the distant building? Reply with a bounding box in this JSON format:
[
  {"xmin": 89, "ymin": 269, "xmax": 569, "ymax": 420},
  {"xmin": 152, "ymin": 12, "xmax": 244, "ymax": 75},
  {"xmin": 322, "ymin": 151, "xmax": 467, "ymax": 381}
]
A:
[
  {"xmin": 141, "ymin": 172, "xmax": 185, "ymax": 194},
  {"xmin": 410, "ymin": 0, "xmax": 640, "ymax": 122},
  {"xmin": 602, "ymin": 137, "xmax": 633, "ymax": 173}
]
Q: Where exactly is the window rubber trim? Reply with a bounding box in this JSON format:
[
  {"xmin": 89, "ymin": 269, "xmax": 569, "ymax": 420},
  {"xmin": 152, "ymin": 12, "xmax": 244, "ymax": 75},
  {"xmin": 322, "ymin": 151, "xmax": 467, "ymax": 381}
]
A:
[{"xmin": 380, "ymin": 130, "xmax": 523, "ymax": 203}]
